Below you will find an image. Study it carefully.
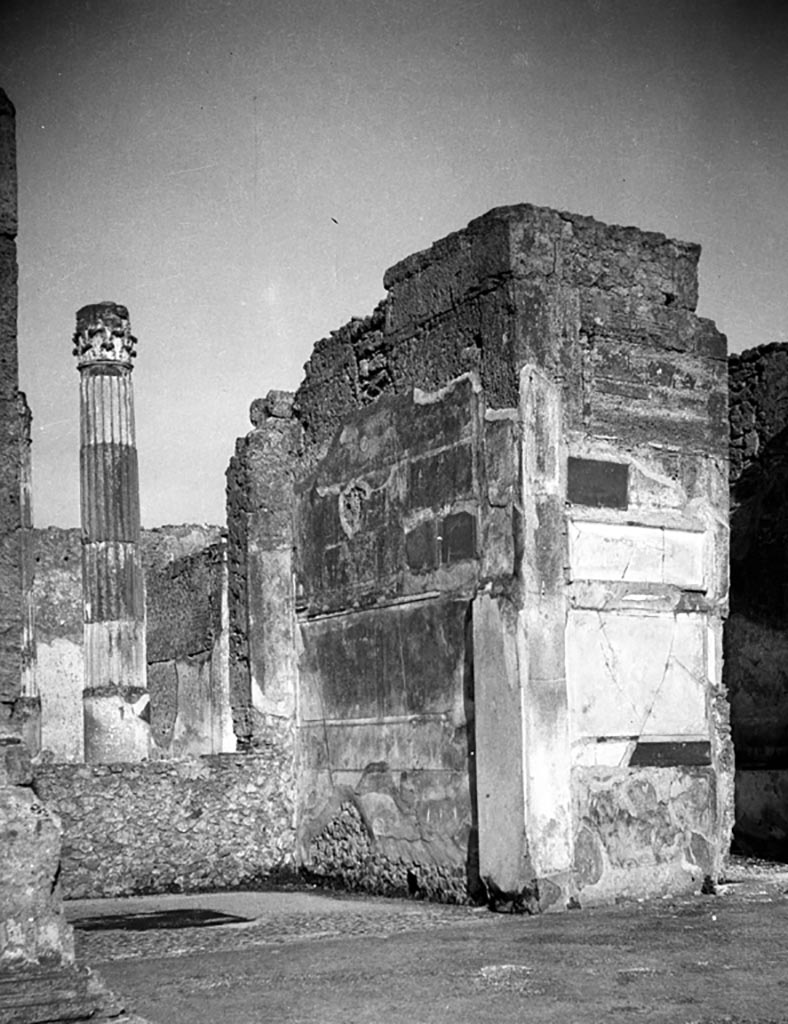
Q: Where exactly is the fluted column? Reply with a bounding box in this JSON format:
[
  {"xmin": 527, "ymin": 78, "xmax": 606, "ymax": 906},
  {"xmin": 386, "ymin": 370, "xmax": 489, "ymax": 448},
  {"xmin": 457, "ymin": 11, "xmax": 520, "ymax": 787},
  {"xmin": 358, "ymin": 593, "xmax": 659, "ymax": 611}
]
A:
[{"xmin": 73, "ymin": 302, "xmax": 149, "ymax": 762}]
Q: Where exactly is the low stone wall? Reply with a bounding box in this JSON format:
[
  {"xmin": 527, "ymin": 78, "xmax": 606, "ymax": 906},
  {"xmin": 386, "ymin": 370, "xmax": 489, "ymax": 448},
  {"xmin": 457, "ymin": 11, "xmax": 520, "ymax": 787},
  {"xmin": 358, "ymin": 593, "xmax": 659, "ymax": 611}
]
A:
[{"xmin": 35, "ymin": 750, "xmax": 296, "ymax": 898}]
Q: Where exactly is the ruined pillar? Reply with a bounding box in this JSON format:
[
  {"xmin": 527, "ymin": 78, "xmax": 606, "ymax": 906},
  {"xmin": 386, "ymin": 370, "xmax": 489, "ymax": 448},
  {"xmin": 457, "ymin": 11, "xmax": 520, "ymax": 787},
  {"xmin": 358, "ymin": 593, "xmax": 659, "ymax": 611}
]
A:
[
  {"xmin": 73, "ymin": 302, "xmax": 149, "ymax": 762},
  {"xmin": 226, "ymin": 390, "xmax": 300, "ymax": 747},
  {"xmin": 0, "ymin": 80, "xmax": 74, "ymax": 983}
]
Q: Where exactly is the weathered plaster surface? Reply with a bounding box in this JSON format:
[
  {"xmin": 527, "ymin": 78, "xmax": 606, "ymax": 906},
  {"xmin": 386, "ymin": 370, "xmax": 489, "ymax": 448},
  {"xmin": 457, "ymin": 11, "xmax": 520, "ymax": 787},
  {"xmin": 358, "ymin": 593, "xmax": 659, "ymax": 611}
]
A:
[
  {"xmin": 33, "ymin": 524, "xmax": 233, "ymax": 760},
  {"xmin": 573, "ymin": 766, "xmax": 717, "ymax": 900},
  {"xmin": 566, "ymin": 611, "xmax": 709, "ymax": 743},
  {"xmin": 295, "ymin": 379, "xmax": 488, "ymax": 901},
  {"xmin": 226, "ymin": 393, "xmax": 300, "ymax": 746},
  {"xmin": 144, "ymin": 525, "xmax": 234, "ymax": 756},
  {"xmin": 33, "ymin": 528, "xmax": 83, "ymax": 761},
  {"xmin": 229, "ymin": 203, "xmax": 730, "ymax": 908}
]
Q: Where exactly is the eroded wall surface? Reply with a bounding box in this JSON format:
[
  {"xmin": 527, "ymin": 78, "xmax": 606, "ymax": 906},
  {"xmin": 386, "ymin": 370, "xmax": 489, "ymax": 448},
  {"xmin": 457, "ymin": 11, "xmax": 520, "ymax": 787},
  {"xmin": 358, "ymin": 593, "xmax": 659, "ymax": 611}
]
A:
[
  {"xmin": 226, "ymin": 392, "xmax": 300, "ymax": 748},
  {"xmin": 35, "ymin": 751, "xmax": 294, "ymax": 898},
  {"xmin": 34, "ymin": 524, "xmax": 233, "ymax": 760},
  {"xmin": 296, "ymin": 378, "xmax": 508, "ymax": 901},
  {"xmin": 727, "ymin": 343, "xmax": 788, "ymax": 856},
  {"xmin": 143, "ymin": 525, "xmax": 235, "ymax": 757},
  {"xmin": 34, "ymin": 529, "xmax": 84, "ymax": 761},
  {"xmin": 233, "ymin": 203, "xmax": 730, "ymax": 908}
]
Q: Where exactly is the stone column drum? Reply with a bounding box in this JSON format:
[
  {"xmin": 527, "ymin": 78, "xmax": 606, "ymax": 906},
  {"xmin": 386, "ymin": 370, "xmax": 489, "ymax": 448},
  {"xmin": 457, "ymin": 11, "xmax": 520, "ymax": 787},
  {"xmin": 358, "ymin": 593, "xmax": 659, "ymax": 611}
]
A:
[{"xmin": 73, "ymin": 302, "xmax": 149, "ymax": 762}]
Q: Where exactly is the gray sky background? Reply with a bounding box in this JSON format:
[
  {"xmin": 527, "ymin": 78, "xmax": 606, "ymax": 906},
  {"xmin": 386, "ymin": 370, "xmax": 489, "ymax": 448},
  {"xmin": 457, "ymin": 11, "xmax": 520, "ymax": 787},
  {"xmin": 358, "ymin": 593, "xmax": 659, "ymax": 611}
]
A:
[{"xmin": 2, "ymin": 0, "xmax": 787, "ymax": 527}]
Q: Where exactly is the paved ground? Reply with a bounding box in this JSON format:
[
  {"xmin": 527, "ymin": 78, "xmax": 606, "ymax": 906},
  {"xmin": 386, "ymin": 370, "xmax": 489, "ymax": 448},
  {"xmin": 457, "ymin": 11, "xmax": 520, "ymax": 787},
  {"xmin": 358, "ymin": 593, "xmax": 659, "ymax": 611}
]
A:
[{"xmin": 65, "ymin": 860, "xmax": 788, "ymax": 1024}]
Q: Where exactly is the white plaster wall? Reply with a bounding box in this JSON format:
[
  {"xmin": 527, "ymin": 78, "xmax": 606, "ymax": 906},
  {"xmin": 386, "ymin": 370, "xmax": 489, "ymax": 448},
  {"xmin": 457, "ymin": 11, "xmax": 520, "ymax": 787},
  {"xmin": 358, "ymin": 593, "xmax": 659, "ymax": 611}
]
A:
[
  {"xmin": 566, "ymin": 609, "xmax": 709, "ymax": 750},
  {"xmin": 567, "ymin": 521, "xmax": 705, "ymax": 589},
  {"xmin": 38, "ymin": 639, "xmax": 84, "ymax": 762}
]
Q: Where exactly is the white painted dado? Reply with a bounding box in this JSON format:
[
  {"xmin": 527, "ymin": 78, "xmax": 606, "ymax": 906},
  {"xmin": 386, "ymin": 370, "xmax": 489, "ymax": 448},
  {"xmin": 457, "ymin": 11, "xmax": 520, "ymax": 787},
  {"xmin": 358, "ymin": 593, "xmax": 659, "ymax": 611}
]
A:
[
  {"xmin": 568, "ymin": 520, "xmax": 705, "ymax": 589},
  {"xmin": 566, "ymin": 610, "xmax": 708, "ymax": 742}
]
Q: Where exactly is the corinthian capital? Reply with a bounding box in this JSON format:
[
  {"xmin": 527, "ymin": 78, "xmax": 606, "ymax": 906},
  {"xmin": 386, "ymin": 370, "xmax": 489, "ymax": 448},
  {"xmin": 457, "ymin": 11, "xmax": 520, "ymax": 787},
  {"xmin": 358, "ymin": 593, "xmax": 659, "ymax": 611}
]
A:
[{"xmin": 73, "ymin": 302, "xmax": 137, "ymax": 369}]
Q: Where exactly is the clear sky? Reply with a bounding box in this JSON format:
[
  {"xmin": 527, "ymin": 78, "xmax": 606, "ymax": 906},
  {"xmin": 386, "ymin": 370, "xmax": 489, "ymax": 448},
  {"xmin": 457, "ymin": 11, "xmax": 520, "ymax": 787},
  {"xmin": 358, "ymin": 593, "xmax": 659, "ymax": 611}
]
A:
[{"xmin": 2, "ymin": 0, "xmax": 787, "ymax": 527}]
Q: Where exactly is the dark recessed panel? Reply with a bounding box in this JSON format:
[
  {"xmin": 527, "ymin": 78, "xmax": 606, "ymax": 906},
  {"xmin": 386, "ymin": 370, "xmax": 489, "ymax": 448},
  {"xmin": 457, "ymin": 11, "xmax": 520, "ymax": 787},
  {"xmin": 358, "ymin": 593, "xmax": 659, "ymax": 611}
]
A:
[
  {"xmin": 567, "ymin": 457, "xmax": 629, "ymax": 509},
  {"xmin": 629, "ymin": 741, "xmax": 711, "ymax": 768}
]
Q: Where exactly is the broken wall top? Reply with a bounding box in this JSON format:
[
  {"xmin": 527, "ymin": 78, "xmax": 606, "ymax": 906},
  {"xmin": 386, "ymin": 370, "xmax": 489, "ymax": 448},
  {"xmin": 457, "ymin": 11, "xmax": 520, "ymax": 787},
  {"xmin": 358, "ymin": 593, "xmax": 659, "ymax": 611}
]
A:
[
  {"xmin": 294, "ymin": 203, "xmax": 727, "ymax": 464},
  {"xmin": 383, "ymin": 203, "xmax": 701, "ymax": 323}
]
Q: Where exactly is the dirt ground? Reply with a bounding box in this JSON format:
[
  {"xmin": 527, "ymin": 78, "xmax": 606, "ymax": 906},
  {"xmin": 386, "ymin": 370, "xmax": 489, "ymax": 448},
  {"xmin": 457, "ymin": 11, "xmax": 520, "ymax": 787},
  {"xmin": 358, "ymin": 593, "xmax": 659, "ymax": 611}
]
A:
[{"xmin": 67, "ymin": 860, "xmax": 788, "ymax": 1024}]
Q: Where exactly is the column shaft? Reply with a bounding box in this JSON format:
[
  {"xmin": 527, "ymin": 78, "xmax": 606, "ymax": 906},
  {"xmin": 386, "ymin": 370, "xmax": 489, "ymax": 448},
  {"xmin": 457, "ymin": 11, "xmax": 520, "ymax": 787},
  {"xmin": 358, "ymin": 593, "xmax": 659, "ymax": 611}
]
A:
[{"xmin": 74, "ymin": 304, "xmax": 149, "ymax": 762}]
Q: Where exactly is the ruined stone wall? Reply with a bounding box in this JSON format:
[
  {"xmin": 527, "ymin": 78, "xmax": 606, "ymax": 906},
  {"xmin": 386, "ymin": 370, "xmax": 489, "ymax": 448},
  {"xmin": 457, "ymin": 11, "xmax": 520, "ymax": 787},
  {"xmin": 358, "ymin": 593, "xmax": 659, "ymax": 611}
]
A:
[
  {"xmin": 226, "ymin": 391, "xmax": 300, "ymax": 747},
  {"xmin": 727, "ymin": 344, "xmax": 788, "ymax": 856},
  {"xmin": 35, "ymin": 750, "xmax": 295, "ymax": 898},
  {"xmin": 296, "ymin": 376, "xmax": 514, "ymax": 902},
  {"xmin": 33, "ymin": 524, "xmax": 233, "ymax": 760},
  {"xmin": 143, "ymin": 525, "xmax": 234, "ymax": 757},
  {"xmin": 258, "ymin": 204, "xmax": 730, "ymax": 907},
  {"xmin": 0, "ymin": 93, "xmax": 36, "ymax": 754},
  {"xmin": 33, "ymin": 528, "xmax": 83, "ymax": 761},
  {"xmin": 223, "ymin": 204, "xmax": 729, "ymax": 906}
]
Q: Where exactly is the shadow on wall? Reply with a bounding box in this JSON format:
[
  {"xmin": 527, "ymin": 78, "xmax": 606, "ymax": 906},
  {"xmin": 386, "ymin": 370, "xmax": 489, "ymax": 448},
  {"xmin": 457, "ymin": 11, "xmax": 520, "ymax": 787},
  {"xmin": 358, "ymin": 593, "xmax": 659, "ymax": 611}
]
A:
[{"xmin": 728, "ymin": 352, "xmax": 788, "ymax": 860}]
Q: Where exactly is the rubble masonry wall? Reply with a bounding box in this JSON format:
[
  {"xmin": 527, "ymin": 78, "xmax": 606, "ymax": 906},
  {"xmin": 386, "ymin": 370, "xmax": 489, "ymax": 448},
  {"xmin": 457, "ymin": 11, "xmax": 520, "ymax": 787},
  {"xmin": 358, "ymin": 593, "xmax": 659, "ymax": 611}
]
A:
[{"xmin": 35, "ymin": 751, "xmax": 295, "ymax": 898}]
